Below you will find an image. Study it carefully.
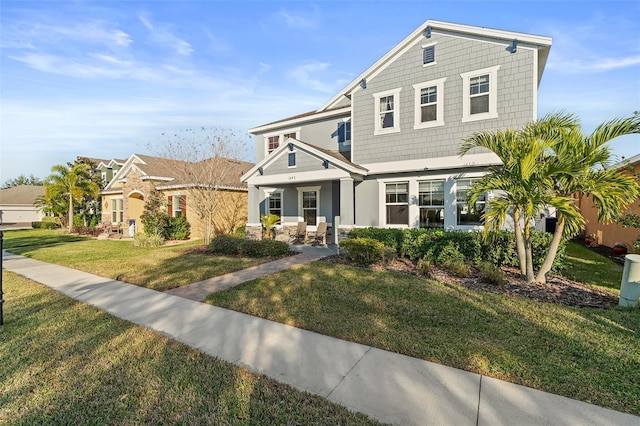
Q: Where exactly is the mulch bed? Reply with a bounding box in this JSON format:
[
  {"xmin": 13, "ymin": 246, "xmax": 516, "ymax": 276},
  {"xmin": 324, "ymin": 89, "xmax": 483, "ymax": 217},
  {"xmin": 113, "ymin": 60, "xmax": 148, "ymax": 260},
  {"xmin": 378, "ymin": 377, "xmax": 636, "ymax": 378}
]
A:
[{"xmin": 321, "ymin": 255, "xmax": 618, "ymax": 309}]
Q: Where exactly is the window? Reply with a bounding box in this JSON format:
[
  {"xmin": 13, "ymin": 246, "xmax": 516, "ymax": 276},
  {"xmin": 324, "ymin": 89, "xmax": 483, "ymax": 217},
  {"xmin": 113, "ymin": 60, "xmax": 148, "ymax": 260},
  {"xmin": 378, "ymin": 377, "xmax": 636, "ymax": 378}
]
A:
[
  {"xmin": 111, "ymin": 198, "xmax": 123, "ymax": 223},
  {"xmin": 373, "ymin": 88, "xmax": 401, "ymax": 135},
  {"xmin": 460, "ymin": 65, "xmax": 500, "ymax": 122},
  {"xmin": 385, "ymin": 182, "xmax": 408, "ymax": 225},
  {"xmin": 169, "ymin": 195, "xmax": 186, "ymax": 218},
  {"xmin": 267, "ymin": 136, "xmax": 279, "ymax": 154},
  {"xmin": 288, "ymin": 152, "xmax": 296, "ymax": 168},
  {"xmin": 337, "ymin": 120, "xmax": 351, "ymax": 144},
  {"xmin": 302, "ymin": 191, "xmax": 317, "ymax": 225},
  {"xmin": 456, "ymin": 178, "xmax": 486, "ymax": 226},
  {"xmin": 413, "ymin": 78, "xmax": 445, "ymax": 129},
  {"xmin": 422, "ymin": 45, "xmax": 435, "ymax": 65},
  {"xmin": 264, "ymin": 128, "xmax": 300, "ymax": 155},
  {"xmin": 418, "ymin": 180, "xmax": 445, "ymax": 228},
  {"xmin": 267, "ymin": 192, "xmax": 282, "ymax": 217}
]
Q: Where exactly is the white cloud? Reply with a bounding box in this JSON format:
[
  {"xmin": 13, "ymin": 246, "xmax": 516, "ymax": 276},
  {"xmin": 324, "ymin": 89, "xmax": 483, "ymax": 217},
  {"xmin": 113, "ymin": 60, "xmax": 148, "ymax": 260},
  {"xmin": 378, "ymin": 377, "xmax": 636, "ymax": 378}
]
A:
[
  {"xmin": 259, "ymin": 62, "xmax": 272, "ymax": 73},
  {"xmin": 289, "ymin": 61, "xmax": 338, "ymax": 93},
  {"xmin": 277, "ymin": 9, "xmax": 317, "ymax": 30},
  {"xmin": 138, "ymin": 14, "xmax": 193, "ymax": 56}
]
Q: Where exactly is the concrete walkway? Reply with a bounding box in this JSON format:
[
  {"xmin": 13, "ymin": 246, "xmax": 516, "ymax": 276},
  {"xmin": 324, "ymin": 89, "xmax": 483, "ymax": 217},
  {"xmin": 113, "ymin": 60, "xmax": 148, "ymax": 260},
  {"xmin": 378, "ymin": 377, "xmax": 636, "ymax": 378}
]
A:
[
  {"xmin": 2, "ymin": 250, "xmax": 639, "ymax": 426},
  {"xmin": 166, "ymin": 244, "xmax": 337, "ymax": 301}
]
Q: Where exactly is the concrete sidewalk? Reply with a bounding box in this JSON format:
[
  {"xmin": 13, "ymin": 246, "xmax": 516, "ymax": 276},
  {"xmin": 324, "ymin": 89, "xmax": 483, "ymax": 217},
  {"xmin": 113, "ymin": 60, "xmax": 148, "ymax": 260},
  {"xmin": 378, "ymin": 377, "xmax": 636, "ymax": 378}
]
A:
[
  {"xmin": 166, "ymin": 244, "xmax": 336, "ymax": 301},
  {"xmin": 3, "ymin": 251, "xmax": 638, "ymax": 426}
]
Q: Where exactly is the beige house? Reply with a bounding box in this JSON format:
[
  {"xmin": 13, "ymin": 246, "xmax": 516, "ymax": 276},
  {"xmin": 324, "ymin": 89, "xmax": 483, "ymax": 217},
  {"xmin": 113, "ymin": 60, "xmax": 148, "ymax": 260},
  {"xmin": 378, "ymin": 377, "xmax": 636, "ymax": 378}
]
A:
[
  {"xmin": 101, "ymin": 154, "xmax": 253, "ymax": 238},
  {"xmin": 0, "ymin": 185, "xmax": 45, "ymax": 224},
  {"xmin": 578, "ymin": 154, "xmax": 640, "ymax": 249}
]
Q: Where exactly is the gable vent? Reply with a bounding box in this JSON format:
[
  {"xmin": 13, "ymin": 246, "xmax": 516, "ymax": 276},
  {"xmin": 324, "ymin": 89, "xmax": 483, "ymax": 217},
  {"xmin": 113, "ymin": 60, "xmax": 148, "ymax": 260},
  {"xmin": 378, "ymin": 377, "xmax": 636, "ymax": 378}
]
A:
[{"xmin": 423, "ymin": 46, "xmax": 435, "ymax": 65}]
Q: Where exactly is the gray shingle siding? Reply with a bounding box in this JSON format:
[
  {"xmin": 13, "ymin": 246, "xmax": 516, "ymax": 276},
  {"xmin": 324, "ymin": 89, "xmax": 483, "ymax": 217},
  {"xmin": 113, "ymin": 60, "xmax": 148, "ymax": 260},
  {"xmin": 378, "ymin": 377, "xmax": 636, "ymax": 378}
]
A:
[
  {"xmin": 265, "ymin": 149, "xmax": 337, "ymax": 175},
  {"xmin": 352, "ymin": 33, "xmax": 535, "ymax": 164}
]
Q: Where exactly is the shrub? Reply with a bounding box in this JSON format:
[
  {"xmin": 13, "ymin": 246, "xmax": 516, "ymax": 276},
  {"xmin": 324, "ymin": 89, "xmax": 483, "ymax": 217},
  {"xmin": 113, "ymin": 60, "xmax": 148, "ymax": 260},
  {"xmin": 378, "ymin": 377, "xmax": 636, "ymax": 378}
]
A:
[
  {"xmin": 380, "ymin": 245, "xmax": 397, "ymax": 266},
  {"xmin": 477, "ymin": 262, "xmax": 507, "ymax": 286},
  {"xmin": 36, "ymin": 217, "xmax": 62, "ymax": 229},
  {"xmin": 164, "ymin": 216, "xmax": 191, "ymax": 240},
  {"xmin": 348, "ymin": 228, "xmax": 404, "ymax": 254},
  {"xmin": 133, "ymin": 233, "xmax": 164, "ymax": 247},
  {"xmin": 435, "ymin": 241, "xmax": 465, "ymax": 265},
  {"xmin": 253, "ymin": 239, "xmax": 291, "ymax": 257},
  {"xmin": 441, "ymin": 259, "xmax": 471, "ymax": 278},
  {"xmin": 341, "ymin": 238, "xmax": 384, "ymax": 266},
  {"xmin": 210, "ymin": 234, "xmax": 244, "ymax": 255},
  {"xmin": 417, "ymin": 257, "xmax": 433, "ymax": 277}
]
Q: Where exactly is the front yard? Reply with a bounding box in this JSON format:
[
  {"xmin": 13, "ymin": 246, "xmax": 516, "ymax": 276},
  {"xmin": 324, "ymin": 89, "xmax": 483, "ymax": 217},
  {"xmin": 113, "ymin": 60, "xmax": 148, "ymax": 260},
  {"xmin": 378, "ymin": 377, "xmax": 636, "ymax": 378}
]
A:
[
  {"xmin": 0, "ymin": 271, "xmax": 378, "ymax": 425},
  {"xmin": 3, "ymin": 229, "xmax": 638, "ymax": 416},
  {"xmin": 2, "ymin": 229, "xmax": 273, "ymax": 291}
]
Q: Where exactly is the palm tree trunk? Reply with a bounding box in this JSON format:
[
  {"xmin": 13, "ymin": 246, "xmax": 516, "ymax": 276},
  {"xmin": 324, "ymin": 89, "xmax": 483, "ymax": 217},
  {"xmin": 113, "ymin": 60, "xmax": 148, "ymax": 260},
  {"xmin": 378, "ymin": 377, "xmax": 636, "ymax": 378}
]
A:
[
  {"xmin": 68, "ymin": 195, "xmax": 74, "ymax": 233},
  {"xmin": 513, "ymin": 209, "xmax": 527, "ymax": 276},
  {"xmin": 535, "ymin": 216, "xmax": 565, "ymax": 284},
  {"xmin": 523, "ymin": 221, "xmax": 535, "ymax": 282}
]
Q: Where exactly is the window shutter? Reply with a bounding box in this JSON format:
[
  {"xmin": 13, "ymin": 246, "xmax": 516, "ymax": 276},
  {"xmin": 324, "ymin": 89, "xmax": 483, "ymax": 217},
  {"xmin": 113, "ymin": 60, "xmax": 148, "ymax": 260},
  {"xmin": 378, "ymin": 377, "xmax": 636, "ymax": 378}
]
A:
[
  {"xmin": 423, "ymin": 46, "xmax": 435, "ymax": 64},
  {"xmin": 168, "ymin": 196, "xmax": 173, "ymax": 217},
  {"xmin": 288, "ymin": 152, "xmax": 296, "ymax": 167},
  {"xmin": 180, "ymin": 195, "xmax": 187, "ymax": 217},
  {"xmin": 337, "ymin": 122, "xmax": 345, "ymax": 143}
]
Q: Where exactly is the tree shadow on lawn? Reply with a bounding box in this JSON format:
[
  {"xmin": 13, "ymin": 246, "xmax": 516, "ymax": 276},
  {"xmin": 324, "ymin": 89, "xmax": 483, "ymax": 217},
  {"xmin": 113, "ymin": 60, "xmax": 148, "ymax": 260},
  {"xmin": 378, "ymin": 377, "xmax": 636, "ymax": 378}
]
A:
[
  {"xmin": 2, "ymin": 233, "xmax": 89, "ymax": 250},
  {"xmin": 1, "ymin": 273, "xmax": 378, "ymax": 425},
  {"xmin": 206, "ymin": 262, "xmax": 640, "ymax": 416}
]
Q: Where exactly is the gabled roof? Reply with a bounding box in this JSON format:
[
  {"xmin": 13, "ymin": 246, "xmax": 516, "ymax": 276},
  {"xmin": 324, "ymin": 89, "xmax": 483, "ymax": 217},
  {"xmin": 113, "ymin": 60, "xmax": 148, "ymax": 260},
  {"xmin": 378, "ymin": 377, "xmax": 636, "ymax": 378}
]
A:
[
  {"xmin": 249, "ymin": 19, "xmax": 552, "ymax": 135},
  {"xmin": 0, "ymin": 185, "xmax": 45, "ymax": 205},
  {"xmin": 241, "ymin": 138, "xmax": 367, "ymax": 183},
  {"xmin": 103, "ymin": 153, "xmax": 253, "ymax": 192},
  {"xmin": 320, "ymin": 19, "xmax": 551, "ymax": 112}
]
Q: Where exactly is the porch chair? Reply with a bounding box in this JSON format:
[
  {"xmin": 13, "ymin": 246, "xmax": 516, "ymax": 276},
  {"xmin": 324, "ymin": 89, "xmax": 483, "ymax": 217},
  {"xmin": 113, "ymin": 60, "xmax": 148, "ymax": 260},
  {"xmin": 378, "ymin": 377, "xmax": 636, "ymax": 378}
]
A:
[
  {"xmin": 308, "ymin": 222, "xmax": 328, "ymax": 246},
  {"xmin": 289, "ymin": 221, "xmax": 307, "ymax": 244}
]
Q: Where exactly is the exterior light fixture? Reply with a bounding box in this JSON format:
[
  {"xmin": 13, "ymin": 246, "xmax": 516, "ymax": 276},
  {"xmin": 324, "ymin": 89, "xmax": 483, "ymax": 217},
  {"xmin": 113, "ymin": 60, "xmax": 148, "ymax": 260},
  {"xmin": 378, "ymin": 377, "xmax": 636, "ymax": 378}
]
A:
[
  {"xmin": 360, "ymin": 78, "xmax": 367, "ymax": 89},
  {"xmin": 508, "ymin": 39, "xmax": 517, "ymax": 53},
  {"xmin": 424, "ymin": 25, "xmax": 432, "ymax": 38}
]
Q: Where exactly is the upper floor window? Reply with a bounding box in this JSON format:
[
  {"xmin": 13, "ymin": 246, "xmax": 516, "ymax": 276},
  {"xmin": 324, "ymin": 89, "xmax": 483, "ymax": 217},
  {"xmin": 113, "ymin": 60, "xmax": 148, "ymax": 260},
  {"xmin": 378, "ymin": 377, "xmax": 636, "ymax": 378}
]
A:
[
  {"xmin": 337, "ymin": 120, "xmax": 351, "ymax": 144},
  {"xmin": 288, "ymin": 152, "xmax": 296, "ymax": 168},
  {"xmin": 460, "ymin": 65, "xmax": 500, "ymax": 122},
  {"xmin": 456, "ymin": 178, "xmax": 485, "ymax": 226},
  {"xmin": 374, "ymin": 88, "xmax": 401, "ymax": 135},
  {"xmin": 413, "ymin": 78, "xmax": 446, "ymax": 129},
  {"xmin": 385, "ymin": 182, "xmax": 408, "ymax": 225},
  {"xmin": 264, "ymin": 128, "xmax": 301, "ymax": 155},
  {"xmin": 267, "ymin": 136, "xmax": 280, "ymax": 154}
]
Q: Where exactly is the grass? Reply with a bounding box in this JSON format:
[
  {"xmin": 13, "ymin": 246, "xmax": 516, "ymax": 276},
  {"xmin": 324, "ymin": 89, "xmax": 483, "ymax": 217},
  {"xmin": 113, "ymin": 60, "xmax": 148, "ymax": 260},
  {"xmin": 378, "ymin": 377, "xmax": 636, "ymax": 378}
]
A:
[
  {"xmin": 206, "ymin": 261, "xmax": 640, "ymax": 416},
  {"xmin": 563, "ymin": 241, "xmax": 625, "ymax": 292},
  {"xmin": 0, "ymin": 271, "xmax": 379, "ymax": 425},
  {"xmin": 2, "ymin": 229, "xmax": 273, "ymax": 291}
]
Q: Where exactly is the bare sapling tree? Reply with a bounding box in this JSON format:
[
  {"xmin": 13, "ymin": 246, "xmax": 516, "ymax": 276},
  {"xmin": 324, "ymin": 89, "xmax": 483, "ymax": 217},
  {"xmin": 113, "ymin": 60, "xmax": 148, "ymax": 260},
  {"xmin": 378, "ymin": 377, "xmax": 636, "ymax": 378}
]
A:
[{"xmin": 152, "ymin": 127, "xmax": 252, "ymax": 245}]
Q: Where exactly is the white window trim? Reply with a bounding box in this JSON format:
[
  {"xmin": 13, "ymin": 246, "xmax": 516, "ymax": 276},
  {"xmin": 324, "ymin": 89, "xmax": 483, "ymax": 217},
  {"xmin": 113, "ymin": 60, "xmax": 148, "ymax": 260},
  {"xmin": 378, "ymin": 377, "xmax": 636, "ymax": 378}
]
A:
[
  {"xmin": 263, "ymin": 188, "xmax": 283, "ymax": 221},
  {"xmin": 287, "ymin": 149, "xmax": 297, "ymax": 169},
  {"xmin": 454, "ymin": 177, "xmax": 488, "ymax": 228},
  {"xmin": 378, "ymin": 179, "xmax": 410, "ymax": 228},
  {"xmin": 413, "ymin": 77, "xmax": 446, "ymax": 130},
  {"xmin": 110, "ymin": 197, "xmax": 123, "ymax": 224},
  {"xmin": 297, "ymin": 186, "xmax": 321, "ymax": 225},
  {"xmin": 421, "ymin": 41, "xmax": 437, "ymax": 68},
  {"xmin": 339, "ymin": 117, "xmax": 351, "ymax": 148},
  {"xmin": 373, "ymin": 88, "xmax": 401, "ymax": 136},
  {"xmin": 460, "ymin": 65, "xmax": 500, "ymax": 123},
  {"xmin": 263, "ymin": 127, "xmax": 301, "ymax": 155}
]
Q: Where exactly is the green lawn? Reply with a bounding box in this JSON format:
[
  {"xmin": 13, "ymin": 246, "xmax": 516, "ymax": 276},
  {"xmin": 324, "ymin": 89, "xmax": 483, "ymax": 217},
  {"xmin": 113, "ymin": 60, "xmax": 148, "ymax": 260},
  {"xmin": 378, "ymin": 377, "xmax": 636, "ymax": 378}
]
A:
[
  {"xmin": 563, "ymin": 241, "xmax": 625, "ymax": 292},
  {"xmin": 0, "ymin": 271, "xmax": 378, "ymax": 425},
  {"xmin": 2, "ymin": 229, "xmax": 272, "ymax": 291},
  {"xmin": 206, "ymin": 259, "xmax": 640, "ymax": 416}
]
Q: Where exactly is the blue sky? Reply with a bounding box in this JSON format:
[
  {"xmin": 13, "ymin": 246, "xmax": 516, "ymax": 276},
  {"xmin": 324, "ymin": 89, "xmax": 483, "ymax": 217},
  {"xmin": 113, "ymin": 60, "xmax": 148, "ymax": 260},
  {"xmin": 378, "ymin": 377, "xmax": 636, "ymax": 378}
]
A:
[{"xmin": 1, "ymin": 0, "xmax": 639, "ymax": 183}]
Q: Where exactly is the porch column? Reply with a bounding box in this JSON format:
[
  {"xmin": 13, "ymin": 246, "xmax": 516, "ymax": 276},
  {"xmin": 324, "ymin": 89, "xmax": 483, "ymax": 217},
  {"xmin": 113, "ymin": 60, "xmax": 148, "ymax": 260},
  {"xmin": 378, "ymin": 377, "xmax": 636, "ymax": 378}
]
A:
[
  {"xmin": 339, "ymin": 177, "xmax": 355, "ymax": 226},
  {"xmin": 247, "ymin": 185, "xmax": 260, "ymax": 224}
]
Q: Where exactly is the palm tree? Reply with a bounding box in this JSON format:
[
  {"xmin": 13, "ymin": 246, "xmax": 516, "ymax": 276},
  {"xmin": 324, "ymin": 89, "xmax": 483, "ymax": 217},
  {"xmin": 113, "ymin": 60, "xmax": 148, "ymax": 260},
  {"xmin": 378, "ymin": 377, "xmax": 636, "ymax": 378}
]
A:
[
  {"xmin": 45, "ymin": 163, "xmax": 100, "ymax": 233},
  {"xmin": 461, "ymin": 112, "xmax": 640, "ymax": 284},
  {"xmin": 535, "ymin": 114, "xmax": 640, "ymax": 282}
]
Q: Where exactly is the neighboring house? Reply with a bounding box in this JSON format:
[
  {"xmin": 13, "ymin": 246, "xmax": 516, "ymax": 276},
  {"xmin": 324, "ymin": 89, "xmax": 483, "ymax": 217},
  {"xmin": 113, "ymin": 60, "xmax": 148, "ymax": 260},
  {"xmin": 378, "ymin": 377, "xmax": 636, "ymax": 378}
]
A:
[
  {"xmin": 0, "ymin": 185, "xmax": 45, "ymax": 224},
  {"xmin": 241, "ymin": 19, "xmax": 552, "ymax": 242},
  {"xmin": 78, "ymin": 156, "xmax": 126, "ymax": 188},
  {"xmin": 578, "ymin": 154, "xmax": 640, "ymax": 249},
  {"xmin": 101, "ymin": 154, "xmax": 253, "ymax": 238}
]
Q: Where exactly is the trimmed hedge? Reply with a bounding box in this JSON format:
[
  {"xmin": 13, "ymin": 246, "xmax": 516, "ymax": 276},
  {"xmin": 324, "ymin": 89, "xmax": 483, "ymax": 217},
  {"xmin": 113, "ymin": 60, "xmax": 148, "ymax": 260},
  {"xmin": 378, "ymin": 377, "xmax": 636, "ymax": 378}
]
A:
[
  {"xmin": 347, "ymin": 228, "xmax": 566, "ymax": 273},
  {"xmin": 32, "ymin": 217, "xmax": 62, "ymax": 229},
  {"xmin": 340, "ymin": 238, "xmax": 384, "ymax": 266},
  {"xmin": 210, "ymin": 235, "xmax": 291, "ymax": 257}
]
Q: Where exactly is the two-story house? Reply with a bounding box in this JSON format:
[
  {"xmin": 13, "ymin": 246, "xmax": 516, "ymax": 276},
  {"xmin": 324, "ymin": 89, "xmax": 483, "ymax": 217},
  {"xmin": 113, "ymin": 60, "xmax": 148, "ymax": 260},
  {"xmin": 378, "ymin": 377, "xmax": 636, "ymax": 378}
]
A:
[{"xmin": 241, "ymin": 19, "xmax": 552, "ymax": 242}]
